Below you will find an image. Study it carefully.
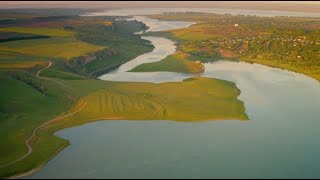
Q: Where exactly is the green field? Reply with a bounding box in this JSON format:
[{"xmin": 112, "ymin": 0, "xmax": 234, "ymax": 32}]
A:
[
  {"xmin": 65, "ymin": 77, "xmax": 248, "ymax": 122},
  {"xmin": 0, "ymin": 12, "xmax": 45, "ymax": 20},
  {"xmin": 0, "ymin": 71, "xmax": 76, "ymax": 168},
  {"xmin": 0, "ymin": 59, "xmax": 48, "ymax": 69},
  {"xmin": 0, "ymin": 37, "xmax": 106, "ymax": 60},
  {"xmin": 0, "ymin": 27, "xmax": 74, "ymax": 37},
  {"xmin": 41, "ymin": 68, "xmax": 88, "ymax": 80}
]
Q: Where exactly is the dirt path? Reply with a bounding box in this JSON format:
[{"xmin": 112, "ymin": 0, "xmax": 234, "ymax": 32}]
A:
[
  {"xmin": 0, "ymin": 99, "xmax": 87, "ymax": 169},
  {"xmin": 0, "ymin": 62, "xmax": 87, "ymax": 169},
  {"xmin": 36, "ymin": 62, "xmax": 52, "ymax": 77},
  {"xmin": 35, "ymin": 61, "xmax": 66, "ymax": 87}
]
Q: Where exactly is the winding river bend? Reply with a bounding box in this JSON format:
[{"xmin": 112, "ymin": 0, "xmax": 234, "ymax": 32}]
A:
[{"xmin": 27, "ymin": 10, "xmax": 320, "ymax": 178}]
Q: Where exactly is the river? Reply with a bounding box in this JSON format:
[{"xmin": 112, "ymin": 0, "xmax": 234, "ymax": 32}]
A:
[{"xmin": 27, "ymin": 9, "xmax": 320, "ymax": 178}]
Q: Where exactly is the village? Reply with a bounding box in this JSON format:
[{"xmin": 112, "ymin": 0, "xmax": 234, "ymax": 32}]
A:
[{"xmin": 185, "ymin": 30, "xmax": 320, "ymax": 63}]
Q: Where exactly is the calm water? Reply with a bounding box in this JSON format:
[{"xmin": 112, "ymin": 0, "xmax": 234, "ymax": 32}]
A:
[{"xmin": 28, "ymin": 9, "xmax": 320, "ymax": 178}]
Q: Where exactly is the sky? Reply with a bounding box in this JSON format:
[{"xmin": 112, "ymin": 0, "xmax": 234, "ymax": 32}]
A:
[{"xmin": 0, "ymin": 1, "xmax": 319, "ymax": 13}]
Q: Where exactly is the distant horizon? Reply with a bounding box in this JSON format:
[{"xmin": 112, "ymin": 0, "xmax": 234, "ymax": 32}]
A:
[{"xmin": 0, "ymin": 1, "xmax": 319, "ymax": 13}]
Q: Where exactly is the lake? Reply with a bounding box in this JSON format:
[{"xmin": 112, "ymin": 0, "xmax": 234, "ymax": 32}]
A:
[{"xmin": 27, "ymin": 9, "xmax": 320, "ymax": 179}]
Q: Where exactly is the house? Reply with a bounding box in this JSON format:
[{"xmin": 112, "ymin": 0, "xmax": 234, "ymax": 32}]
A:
[{"xmin": 234, "ymin": 24, "xmax": 239, "ymax": 27}]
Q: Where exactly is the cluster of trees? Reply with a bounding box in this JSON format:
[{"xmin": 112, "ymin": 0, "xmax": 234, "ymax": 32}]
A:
[{"xmin": 8, "ymin": 71, "xmax": 48, "ymax": 95}]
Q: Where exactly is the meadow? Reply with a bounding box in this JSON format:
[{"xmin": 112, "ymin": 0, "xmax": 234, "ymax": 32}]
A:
[
  {"xmin": 0, "ymin": 70, "xmax": 76, "ymax": 170},
  {"xmin": 0, "ymin": 37, "xmax": 105, "ymax": 60},
  {"xmin": 0, "ymin": 27, "xmax": 74, "ymax": 37}
]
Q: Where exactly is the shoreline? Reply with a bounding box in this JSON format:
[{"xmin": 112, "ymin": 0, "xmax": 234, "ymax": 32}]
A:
[
  {"xmin": 8, "ymin": 144, "xmax": 68, "ymax": 179},
  {"xmin": 238, "ymin": 59, "xmax": 320, "ymax": 83},
  {"xmin": 6, "ymin": 114, "xmax": 248, "ymax": 179},
  {"xmin": 3, "ymin": 74, "xmax": 248, "ymax": 178}
]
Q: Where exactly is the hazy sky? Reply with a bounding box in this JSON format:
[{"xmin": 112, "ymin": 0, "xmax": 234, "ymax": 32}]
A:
[{"xmin": 0, "ymin": 1, "xmax": 319, "ymax": 13}]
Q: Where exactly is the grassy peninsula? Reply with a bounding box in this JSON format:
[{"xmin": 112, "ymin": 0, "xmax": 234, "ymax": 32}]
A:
[{"xmin": 130, "ymin": 51, "xmax": 205, "ymax": 73}]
